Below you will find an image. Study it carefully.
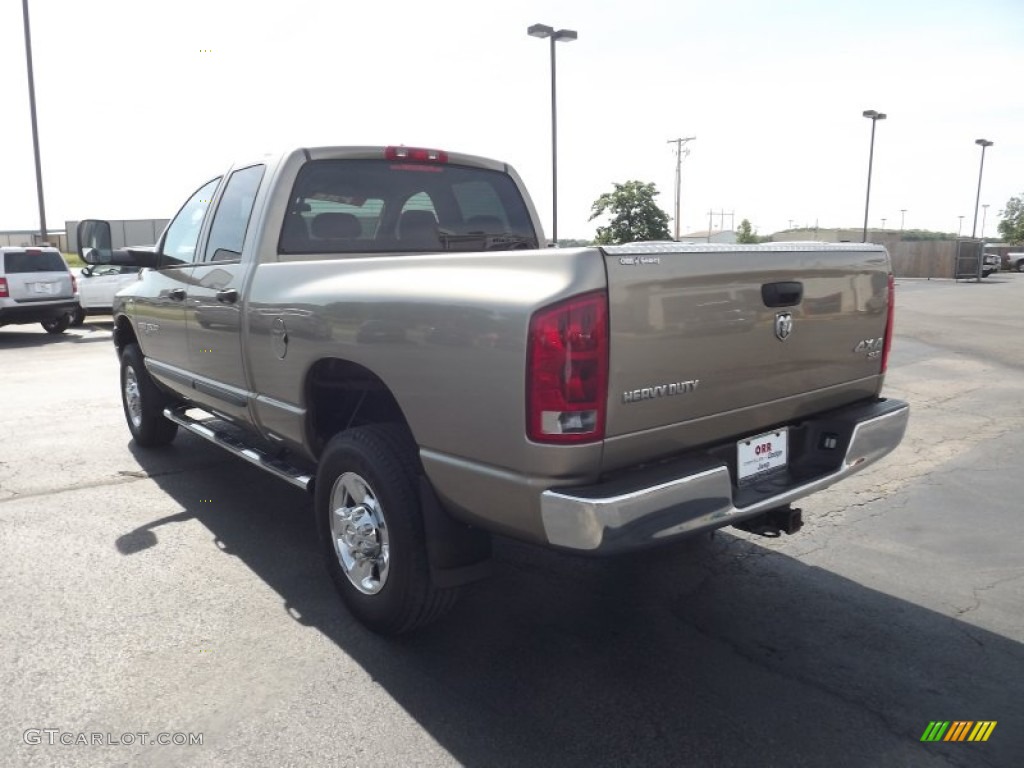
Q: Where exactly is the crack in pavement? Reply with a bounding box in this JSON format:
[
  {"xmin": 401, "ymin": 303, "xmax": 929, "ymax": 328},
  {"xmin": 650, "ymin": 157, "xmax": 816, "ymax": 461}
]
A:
[{"xmin": 954, "ymin": 572, "xmax": 1024, "ymax": 617}]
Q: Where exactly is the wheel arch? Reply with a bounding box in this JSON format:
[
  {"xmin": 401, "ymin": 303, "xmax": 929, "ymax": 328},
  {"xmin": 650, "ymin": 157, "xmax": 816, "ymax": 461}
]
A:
[
  {"xmin": 305, "ymin": 357, "xmax": 413, "ymax": 460},
  {"xmin": 112, "ymin": 314, "xmax": 138, "ymax": 356}
]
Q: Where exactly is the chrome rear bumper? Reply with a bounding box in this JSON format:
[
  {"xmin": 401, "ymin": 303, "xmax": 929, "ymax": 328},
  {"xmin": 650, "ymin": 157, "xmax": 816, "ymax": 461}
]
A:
[{"xmin": 540, "ymin": 399, "xmax": 909, "ymax": 552}]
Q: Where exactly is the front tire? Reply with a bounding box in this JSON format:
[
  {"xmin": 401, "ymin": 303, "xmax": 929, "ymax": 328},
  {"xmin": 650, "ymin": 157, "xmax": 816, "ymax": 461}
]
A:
[
  {"xmin": 1017, "ymin": 262, "xmax": 1024, "ymax": 273},
  {"xmin": 120, "ymin": 343, "xmax": 178, "ymax": 447},
  {"xmin": 41, "ymin": 314, "xmax": 71, "ymax": 334},
  {"xmin": 315, "ymin": 424, "xmax": 459, "ymax": 634}
]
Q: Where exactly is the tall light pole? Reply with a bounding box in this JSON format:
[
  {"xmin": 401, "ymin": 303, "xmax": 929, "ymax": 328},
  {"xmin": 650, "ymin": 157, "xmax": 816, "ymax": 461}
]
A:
[
  {"xmin": 900, "ymin": 209, "xmax": 907, "ymax": 231},
  {"xmin": 981, "ymin": 204, "xmax": 989, "ymax": 239},
  {"xmin": 862, "ymin": 109, "xmax": 887, "ymax": 243},
  {"xmin": 21, "ymin": 0, "xmax": 47, "ymax": 244},
  {"xmin": 881, "ymin": 218, "xmax": 887, "ymax": 230},
  {"xmin": 528, "ymin": 23, "xmax": 577, "ymax": 246},
  {"xmin": 971, "ymin": 139, "xmax": 993, "ymax": 238},
  {"xmin": 958, "ymin": 215, "xmax": 964, "ymax": 237},
  {"xmin": 667, "ymin": 137, "xmax": 695, "ymax": 241}
]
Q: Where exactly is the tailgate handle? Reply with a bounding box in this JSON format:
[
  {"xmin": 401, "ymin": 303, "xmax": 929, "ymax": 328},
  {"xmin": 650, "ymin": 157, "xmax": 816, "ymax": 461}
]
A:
[{"xmin": 761, "ymin": 281, "xmax": 803, "ymax": 308}]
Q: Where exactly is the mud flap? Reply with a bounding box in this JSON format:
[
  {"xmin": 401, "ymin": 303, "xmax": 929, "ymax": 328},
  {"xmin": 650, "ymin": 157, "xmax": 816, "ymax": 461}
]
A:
[{"xmin": 419, "ymin": 477, "xmax": 493, "ymax": 588}]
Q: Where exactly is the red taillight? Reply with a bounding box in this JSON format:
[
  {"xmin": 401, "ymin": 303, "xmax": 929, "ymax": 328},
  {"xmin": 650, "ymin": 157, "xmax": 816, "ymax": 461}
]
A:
[
  {"xmin": 71, "ymin": 274, "xmax": 78, "ymax": 294},
  {"xmin": 527, "ymin": 291, "xmax": 609, "ymax": 444},
  {"xmin": 0, "ymin": 278, "xmax": 8, "ymax": 298},
  {"xmin": 881, "ymin": 273, "xmax": 895, "ymax": 373},
  {"xmin": 384, "ymin": 146, "xmax": 449, "ymax": 163}
]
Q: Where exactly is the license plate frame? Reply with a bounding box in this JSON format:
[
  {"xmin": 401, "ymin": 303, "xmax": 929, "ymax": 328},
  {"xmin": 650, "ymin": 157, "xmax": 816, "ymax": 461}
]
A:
[
  {"xmin": 30, "ymin": 282, "xmax": 56, "ymax": 295},
  {"xmin": 737, "ymin": 428, "xmax": 789, "ymax": 483}
]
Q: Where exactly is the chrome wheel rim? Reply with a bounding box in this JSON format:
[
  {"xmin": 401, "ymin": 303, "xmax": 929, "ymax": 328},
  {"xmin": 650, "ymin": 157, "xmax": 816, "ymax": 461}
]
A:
[
  {"xmin": 124, "ymin": 365, "xmax": 143, "ymax": 428},
  {"xmin": 329, "ymin": 472, "xmax": 390, "ymax": 594}
]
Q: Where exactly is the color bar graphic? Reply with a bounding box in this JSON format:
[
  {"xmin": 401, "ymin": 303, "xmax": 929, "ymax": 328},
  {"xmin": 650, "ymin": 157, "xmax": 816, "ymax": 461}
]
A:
[{"xmin": 920, "ymin": 721, "xmax": 996, "ymax": 742}]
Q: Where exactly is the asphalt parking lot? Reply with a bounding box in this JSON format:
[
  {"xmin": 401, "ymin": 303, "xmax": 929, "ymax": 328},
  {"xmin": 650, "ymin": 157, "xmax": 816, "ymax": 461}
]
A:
[{"xmin": 1, "ymin": 275, "xmax": 1022, "ymax": 767}]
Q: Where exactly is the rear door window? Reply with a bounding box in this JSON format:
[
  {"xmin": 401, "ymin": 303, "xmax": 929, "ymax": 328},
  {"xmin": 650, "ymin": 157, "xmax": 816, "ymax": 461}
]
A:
[
  {"xmin": 279, "ymin": 159, "xmax": 537, "ymax": 254},
  {"xmin": 204, "ymin": 165, "xmax": 265, "ymax": 262}
]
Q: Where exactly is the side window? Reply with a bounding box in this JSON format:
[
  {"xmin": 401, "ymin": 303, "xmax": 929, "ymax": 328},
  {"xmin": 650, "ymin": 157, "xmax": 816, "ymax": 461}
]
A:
[
  {"xmin": 204, "ymin": 165, "xmax": 265, "ymax": 261},
  {"xmin": 161, "ymin": 178, "xmax": 220, "ymax": 266}
]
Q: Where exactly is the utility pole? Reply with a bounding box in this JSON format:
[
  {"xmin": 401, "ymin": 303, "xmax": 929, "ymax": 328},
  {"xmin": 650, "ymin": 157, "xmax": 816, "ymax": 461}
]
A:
[
  {"xmin": 900, "ymin": 209, "xmax": 906, "ymax": 231},
  {"xmin": 21, "ymin": 0, "xmax": 47, "ymax": 244},
  {"xmin": 667, "ymin": 137, "xmax": 695, "ymax": 241}
]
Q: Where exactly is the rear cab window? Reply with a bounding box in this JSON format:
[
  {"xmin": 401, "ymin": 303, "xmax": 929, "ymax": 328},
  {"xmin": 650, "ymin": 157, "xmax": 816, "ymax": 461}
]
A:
[{"xmin": 279, "ymin": 159, "xmax": 537, "ymax": 254}]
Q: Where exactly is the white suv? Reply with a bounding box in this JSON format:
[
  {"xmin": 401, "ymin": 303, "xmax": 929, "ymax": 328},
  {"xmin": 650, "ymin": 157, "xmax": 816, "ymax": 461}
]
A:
[{"xmin": 0, "ymin": 246, "xmax": 78, "ymax": 334}]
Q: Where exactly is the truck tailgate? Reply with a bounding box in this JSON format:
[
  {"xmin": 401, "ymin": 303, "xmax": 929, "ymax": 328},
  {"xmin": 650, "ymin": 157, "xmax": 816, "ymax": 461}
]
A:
[{"xmin": 601, "ymin": 242, "xmax": 891, "ymax": 470}]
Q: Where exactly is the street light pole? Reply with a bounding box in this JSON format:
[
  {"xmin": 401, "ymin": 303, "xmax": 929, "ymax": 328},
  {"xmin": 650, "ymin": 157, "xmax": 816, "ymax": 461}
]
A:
[
  {"xmin": 528, "ymin": 23, "xmax": 577, "ymax": 246},
  {"xmin": 900, "ymin": 209, "xmax": 907, "ymax": 231},
  {"xmin": 981, "ymin": 204, "xmax": 989, "ymax": 239},
  {"xmin": 667, "ymin": 137, "xmax": 695, "ymax": 241},
  {"xmin": 971, "ymin": 139, "xmax": 993, "ymax": 239},
  {"xmin": 862, "ymin": 109, "xmax": 887, "ymax": 243},
  {"xmin": 21, "ymin": 0, "xmax": 47, "ymax": 244},
  {"xmin": 958, "ymin": 215, "xmax": 964, "ymax": 237}
]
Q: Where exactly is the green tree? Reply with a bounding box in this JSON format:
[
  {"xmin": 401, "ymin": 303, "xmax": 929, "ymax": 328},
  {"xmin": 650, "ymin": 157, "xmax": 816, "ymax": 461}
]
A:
[
  {"xmin": 736, "ymin": 218, "xmax": 760, "ymax": 244},
  {"xmin": 589, "ymin": 181, "xmax": 672, "ymax": 244},
  {"xmin": 997, "ymin": 193, "xmax": 1024, "ymax": 244}
]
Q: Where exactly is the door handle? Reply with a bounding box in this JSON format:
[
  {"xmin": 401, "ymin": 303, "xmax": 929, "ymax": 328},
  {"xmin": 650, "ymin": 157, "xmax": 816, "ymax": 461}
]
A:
[
  {"xmin": 761, "ymin": 281, "xmax": 803, "ymax": 308},
  {"xmin": 215, "ymin": 289, "xmax": 240, "ymax": 304},
  {"xmin": 168, "ymin": 288, "xmax": 187, "ymax": 301}
]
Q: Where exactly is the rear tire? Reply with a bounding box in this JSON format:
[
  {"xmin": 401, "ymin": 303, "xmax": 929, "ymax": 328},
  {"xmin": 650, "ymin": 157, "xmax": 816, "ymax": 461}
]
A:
[
  {"xmin": 70, "ymin": 305, "xmax": 86, "ymax": 327},
  {"xmin": 41, "ymin": 314, "xmax": 71, "ymax": 334},
  {"xmin": 120, "ymin": 343, "xmax": 178, "ymax": 447},
  {"xmin": 315, "ymin": 424, "xmax": 459, "ymax": 634},
  {"xmin": 1017, "ymin": 262, "xmax": 1024, "ymax": 273}
]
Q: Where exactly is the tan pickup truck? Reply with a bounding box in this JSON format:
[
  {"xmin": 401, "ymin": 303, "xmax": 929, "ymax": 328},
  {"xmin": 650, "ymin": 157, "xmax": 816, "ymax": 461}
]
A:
[{"xmin": 77, "ymin": 145, "xmax": 909, "ymax": 633}]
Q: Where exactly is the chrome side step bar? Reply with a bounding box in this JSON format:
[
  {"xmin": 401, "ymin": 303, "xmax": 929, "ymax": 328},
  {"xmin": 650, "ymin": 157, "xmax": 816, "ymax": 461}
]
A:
[{"xmin": 163, "ymin": 406, "xmax": 313, "ymax": 492}]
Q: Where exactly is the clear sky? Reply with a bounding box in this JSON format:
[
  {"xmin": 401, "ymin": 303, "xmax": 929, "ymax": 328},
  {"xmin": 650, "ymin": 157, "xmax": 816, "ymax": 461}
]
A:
[{"xmin": 1, "ymin": 0, "xmax": 1022, "ymax": 241}]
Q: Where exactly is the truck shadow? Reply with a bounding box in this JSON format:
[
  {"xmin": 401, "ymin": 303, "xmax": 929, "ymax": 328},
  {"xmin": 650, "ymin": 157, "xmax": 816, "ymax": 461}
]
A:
[
  {"xmin": 123, "ymin": 435, "xmax": 1023, "ymax": 766},
  {"xmin": 0, "ymin": 329, "xmax": 79, "ymax": 347}
]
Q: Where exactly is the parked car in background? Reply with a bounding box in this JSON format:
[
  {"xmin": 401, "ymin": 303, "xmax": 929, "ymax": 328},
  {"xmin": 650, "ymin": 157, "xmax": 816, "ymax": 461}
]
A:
[
  {"xmin": 71, "ymin": 264, "xmax": 141, "ymax": 325},
  {"xmin": 982, "ymin": 251, "xmax": 1001, "ymax": 278},
  {"xmin": 1005, "ymin": 252, "xmax": 1024, "ymax": 273},
  {"xmin": 0, "ymin": 246, "xmax": 78, "ymax": 334}
]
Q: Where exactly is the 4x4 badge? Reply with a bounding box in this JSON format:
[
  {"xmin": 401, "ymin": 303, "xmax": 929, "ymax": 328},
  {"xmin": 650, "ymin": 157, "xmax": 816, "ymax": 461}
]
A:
[{"xmin": 775, "ymin": 312, "xmax": 793, "ymax": 342}]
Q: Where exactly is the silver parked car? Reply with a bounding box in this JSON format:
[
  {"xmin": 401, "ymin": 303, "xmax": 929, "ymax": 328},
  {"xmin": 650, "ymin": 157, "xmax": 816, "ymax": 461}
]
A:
[{"xmin": 0, "ymin": 246, "xmax": 78, "ymax": 334}]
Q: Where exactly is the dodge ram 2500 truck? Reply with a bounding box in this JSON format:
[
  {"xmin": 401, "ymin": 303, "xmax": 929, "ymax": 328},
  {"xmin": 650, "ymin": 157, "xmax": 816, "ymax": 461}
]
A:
[{"xmin": 77, "ymin": 145, "xmax": 909, "ymax": 634}]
